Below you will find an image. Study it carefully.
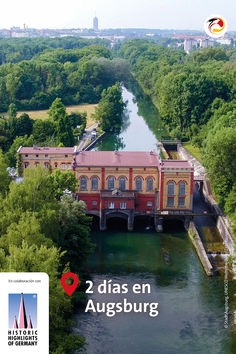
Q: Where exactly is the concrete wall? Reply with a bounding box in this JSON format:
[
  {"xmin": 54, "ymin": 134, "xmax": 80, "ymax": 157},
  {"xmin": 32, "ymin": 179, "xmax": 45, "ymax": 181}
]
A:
[
  {"xmin": 202, "ymin": 181, "xmax": 235, "ymax": 255},
  {"xmin": 178, "ymin": 144, "xmax": 235, "ymax": 257},
  {"xmin": 188, "ymin": 221, "xmax": 213, "ymax": 276}
]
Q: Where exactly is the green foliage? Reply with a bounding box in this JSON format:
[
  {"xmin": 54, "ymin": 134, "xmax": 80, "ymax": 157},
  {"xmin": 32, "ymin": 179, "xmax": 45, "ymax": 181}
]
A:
[
  {"xmin": 95, "ymin": 82, "xmax": 125, "ymax": 131},
  {"xmin": 0, "ymin": 166, "xmax": 59, "ymax": 242},
  {"xmin": 188, "ymin": 47, "xmax": 229, "ymax": 63},
  {"xmin": 0, "ymin": 41, "xmax": 124, "ymax": 112},
  {"xmin": 0, "ymin": 37, "xmax": 110, "ymax": 65},
  {"xmin": 225, "ymin": 184, "xmax": 236, "ymax": 215},
  {"xmin": 6, "ymin": 134, "xmax": 34, "ymax": 167},
  {"xmin": 49, "ymin": 169, "xmax": 78, "ymax": 200},
  {"xmin": 48, "ymin": 98, "xmax": 74, "ymax": 146},
  {"xmin": 0, "ymin": 149, "xmax": 11, "ymax": 196},
  {"xmin": 58, "ymin": 196, "xmax": 94, "ymax": 269},
  {"xmin": 203, "ymin": 127, "xmax": 236, "ymax": 207},
  {"xmin": 32, "ymin": 119, "xmax": 56, "ymax": 143},
  {"xmin": 7, "ymin": 103, "xmax": 17, "ymax": 118},
  {"xmin": 0, "ymin": 212, "xmax": 53, "ymax": 252},
  {"xmin": 16, "ymin": 152, "xmax": 23, "ymax": 177},
  {"xmin": 0, "ymin": 164, "xmax": 93, "ymax": 353},
  {"xmin": 49, "ymin": 98, "xmax": 67, "ymax": 121},
  {"xmin": 118, "ymin": 39, "xmax": 236, "ymax": 241},
  {"xmin": 16, "ymin": 113, "xmax": 34, "ymax": 136}
]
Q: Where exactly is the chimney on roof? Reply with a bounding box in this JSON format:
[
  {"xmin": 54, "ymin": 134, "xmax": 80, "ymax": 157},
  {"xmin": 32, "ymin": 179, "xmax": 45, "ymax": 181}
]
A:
[
  {"xmin": 33, "ymin": 144, "xmax": 38, "ymax": 150},
  {"xmin": 150, "ymin": 150, "xmax": 153, "ymax": 155}
]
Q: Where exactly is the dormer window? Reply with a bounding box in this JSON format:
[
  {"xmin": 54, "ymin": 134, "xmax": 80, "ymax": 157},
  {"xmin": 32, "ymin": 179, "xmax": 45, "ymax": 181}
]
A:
[
  {"xmin": 45, "ymin": 154, "xmax": 48, "ymax": 157},
  {"xmin": 65, "ymin": 155, "xmax": 68, "ymax": 158},
  {"xmin": 25, "ymin": 154, "xmax": 28, "ymax": 157},
  {"xmin": 36, "ymin": 154, "xmax": 39, "ymax": 158}
]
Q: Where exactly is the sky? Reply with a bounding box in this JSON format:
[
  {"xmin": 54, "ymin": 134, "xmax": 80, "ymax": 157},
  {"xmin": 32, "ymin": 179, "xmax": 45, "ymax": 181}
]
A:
[
  {"xmin": 9, "ymin": 293, "xmax": 37, "ymax": 328},
  {"xmin": 1, "ymin": 0, "xmax": 236, "ymax": 31}
]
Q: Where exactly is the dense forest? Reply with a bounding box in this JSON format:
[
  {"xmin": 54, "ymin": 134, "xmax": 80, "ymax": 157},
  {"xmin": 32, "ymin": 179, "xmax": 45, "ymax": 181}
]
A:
[
  {"xmin": 0, "ymin": 39, "xmax": 129, "ymax": 112},
  {"xmin": 0, "ymin": 37, "xmax": 110, "ymax": 64},
  {"xmin": 118, "ymin": 39, "xmax": 236, "ymax": 237},
  {"xmin": 0, "ymin": 37, "xmax": 128, "ymax": 166},
  {"xmin": 0, "ymin": 157, "xmax": 94, "ymax": 352}
]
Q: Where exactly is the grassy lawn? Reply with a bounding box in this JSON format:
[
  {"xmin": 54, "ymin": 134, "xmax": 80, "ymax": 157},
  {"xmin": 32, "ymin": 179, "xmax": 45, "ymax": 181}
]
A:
[
  {"xmin": 183, "ymin": 142, "xmax": 203, "ymax": 163},
  {"xmin": 15, "ymin": 104, "xmax": 97, "ymax": 128}
]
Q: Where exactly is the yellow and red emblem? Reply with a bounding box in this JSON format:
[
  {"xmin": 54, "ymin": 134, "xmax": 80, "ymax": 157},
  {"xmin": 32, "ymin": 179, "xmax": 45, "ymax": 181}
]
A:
[{"xmin": 204, "ymin": 15, "xmax": 227, "ymax": 38}]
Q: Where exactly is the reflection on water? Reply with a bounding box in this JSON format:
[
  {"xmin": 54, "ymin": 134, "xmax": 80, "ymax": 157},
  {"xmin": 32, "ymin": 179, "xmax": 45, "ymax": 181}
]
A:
[
  {"xmin": 75, "ymin": 227, "xmax": 235, "ymax": 354},
  {"xmin": 74, "ymin": 86, "xmax": 236, "ymax": 354},
  {"xmin": 94, "ymin": 87, "xmax": 160, "ymax": 151}
]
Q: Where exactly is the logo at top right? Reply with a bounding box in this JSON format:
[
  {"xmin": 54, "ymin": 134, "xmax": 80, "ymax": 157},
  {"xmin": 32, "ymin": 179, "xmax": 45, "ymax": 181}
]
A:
[{"xmin": 204, "ymin": 15, "xmax": 227, "ymax": 38}]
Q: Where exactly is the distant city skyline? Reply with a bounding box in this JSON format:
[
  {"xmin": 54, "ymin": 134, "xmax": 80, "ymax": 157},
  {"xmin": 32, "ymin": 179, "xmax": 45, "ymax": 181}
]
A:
[{"xmin": 1, "ymin": 0, "xmax": 236, "ymax": 31}]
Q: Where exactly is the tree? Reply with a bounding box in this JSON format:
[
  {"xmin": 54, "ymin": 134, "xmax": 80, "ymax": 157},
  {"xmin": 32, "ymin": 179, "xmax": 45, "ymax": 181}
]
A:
[
  {"xmin": 0, "ymin": 241, "xmax": 85, "ymax": 353},
  {"xmin": 0, "ymin": 149, "xmax": 11, "ymax": 196},
  {"xmin": 49, "ymin": 169, "xmax": 78, "ymax": 200},
  {"xmin": 225, "ymin": 184, "xmax": 236, "ymax": 215},
  {"xmin": 32, "ymin": 119, "xmax": 56, "ymax": 143},
  {"xmin": 190, "ymin": 47, "xmax": 228, "ymax": 63},
  {"xmin": 0, "ymin": 166, "xmax": 59, "ymax": 241},
  {"xmin": 56, "ymin": 114, "xmax": 75, "ymax": 146},
  {"xmin": 58, "ymin": 195, "xmax": 94, "ymax": 269},
  {"xmin": 6, "ymin": 134, "xmax": 34, "ymax": 167},
  {"xmin": 7, "ymin": 103, "xmax": 18, "ymax": 143},
  {"xmin": 7, "ymin": 103, "xmax": 17, "ymax": 119},
  {"xmin": 95, "ymin": 82, "xmax": 125, "ymax": 131},
  {"xmin": 16, "ymin": 113, "xmax": 34, "ymax": 137},
  {"xmin": 203, "ymin": 127, "xmax": 236, "ymax": 207},
  {"xmin": 48, "ymin": 98, "xmax": 67, "ymax": 122},
  {"xmin": 0, "ymin": 211, "xmax": 53, "ymax": 252},
  {"xmin": 48, "ymin": 99, "xmax": 74, "ymax": 146}
]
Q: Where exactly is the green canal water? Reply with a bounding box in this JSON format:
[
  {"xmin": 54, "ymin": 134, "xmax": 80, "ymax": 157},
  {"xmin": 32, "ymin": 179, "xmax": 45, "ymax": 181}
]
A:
[{"xmin": 74, "ymin": 87, "xmax": 236, "ymax": 354}]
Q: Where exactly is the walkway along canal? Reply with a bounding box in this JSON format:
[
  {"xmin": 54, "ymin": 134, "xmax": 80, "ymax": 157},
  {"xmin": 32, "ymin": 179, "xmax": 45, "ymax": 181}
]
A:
[{"xmin": 74, "ymin": 86, "xmax": 236, "ymax": 354}]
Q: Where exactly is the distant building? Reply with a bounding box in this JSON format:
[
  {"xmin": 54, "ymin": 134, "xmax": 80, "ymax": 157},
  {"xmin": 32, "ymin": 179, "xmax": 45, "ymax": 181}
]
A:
[
  {"xmin": 93, "ymin": 16, "xmax": 98, "ymax": 31},
  {"xmin": 199, "ymin": 38, "xmax": 214, "ymax": 48},
  {"xmin": 184, "ymin": 38, "xmax": 198, "ymax": 53},
  {"xmin": 216, "ymin": 38, "xmax": 232, "ymax": 46},
  {"xmin": 184, "ymin": 37, "xmax": 215, "ymax": 53}
]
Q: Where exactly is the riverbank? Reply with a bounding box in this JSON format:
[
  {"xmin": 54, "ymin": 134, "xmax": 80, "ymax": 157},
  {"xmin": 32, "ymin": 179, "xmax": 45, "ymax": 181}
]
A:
[
  {"xmin": 188, "ymin": 221, "xmax": 213, "ymax": 276},
  {"xmin": 178, "ymin": 144, "xmax": 235, "ymax": 257},
  {"xmin": 135, "ymin": 80, "xmax": 235, "ymax": 260}
]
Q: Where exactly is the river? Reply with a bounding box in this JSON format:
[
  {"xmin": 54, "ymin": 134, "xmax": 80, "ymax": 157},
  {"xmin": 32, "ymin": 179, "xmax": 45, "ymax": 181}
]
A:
[{"xmin": 74, "ymin": 86, "xmax": 236, "ymax": 354}]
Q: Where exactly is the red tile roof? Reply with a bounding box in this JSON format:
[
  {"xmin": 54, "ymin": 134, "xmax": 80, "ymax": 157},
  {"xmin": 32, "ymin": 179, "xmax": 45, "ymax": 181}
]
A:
[
  {"xmin": 75, "ymin": 151, "xmax": 160, "ymax": 167},
  {"xmin": 161, "ymin": 160, "xmax": 192, "ymax": 168},
  {"xmin": 19, "ymin": 147, "xmax": 74, "ymax": 154}
]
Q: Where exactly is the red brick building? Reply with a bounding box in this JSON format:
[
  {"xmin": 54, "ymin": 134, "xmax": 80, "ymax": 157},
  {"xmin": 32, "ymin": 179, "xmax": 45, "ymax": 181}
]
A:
[{"xmin": 18, "ymin": 147, "xmax": 194, "ymax": 231}]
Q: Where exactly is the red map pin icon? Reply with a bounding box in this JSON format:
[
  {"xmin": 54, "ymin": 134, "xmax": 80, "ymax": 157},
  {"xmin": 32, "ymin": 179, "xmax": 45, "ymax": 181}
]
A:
[{"xmin": 61, "ymin": 272, "xmax": 79, "ymax": 296}]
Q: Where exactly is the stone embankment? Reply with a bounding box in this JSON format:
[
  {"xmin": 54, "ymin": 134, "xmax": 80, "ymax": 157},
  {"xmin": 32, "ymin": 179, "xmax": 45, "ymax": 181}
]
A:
[
  {"xmin": 178, "ymin": 143, "xmax": 235, "ymax": 258},
  {"xmin": 188, "ymin": 221, "xmax": 213, "ymax": 276}
]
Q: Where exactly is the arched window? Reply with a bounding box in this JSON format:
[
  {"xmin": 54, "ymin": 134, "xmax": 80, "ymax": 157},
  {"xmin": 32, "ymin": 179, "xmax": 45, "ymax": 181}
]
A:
[
  {"xmin": 147, "ymin": 177, "xmax": 153, "ymax": 191},
  {"xmin": 108, "ymin": 177, "xmax": 115, "ymax": 190},
  {"xmin": 168, "ymin": 182, "xmax": 175, "ymax": 195},
  {"xmin": 119, "ymin": 177, "xmax": 126, "ymax": 191},
  {"xmin": 135, "ymin": 177, "xmax": 142, "ymax": 191},
  {"xmin": 91, "ymin": 177, "xmax": 98, "ymax": 191},
  {"xmin": 179, "ymin": 182, "xmax": 186, "ymax": 196},
  {"xmin": 80, "ymin": 176, "xmax": 87, "ymax": 191}
]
